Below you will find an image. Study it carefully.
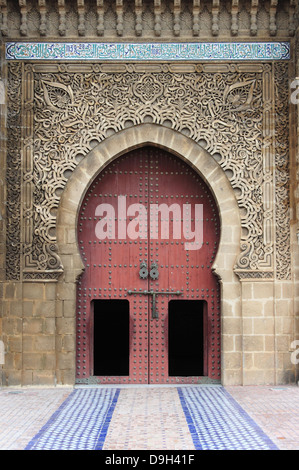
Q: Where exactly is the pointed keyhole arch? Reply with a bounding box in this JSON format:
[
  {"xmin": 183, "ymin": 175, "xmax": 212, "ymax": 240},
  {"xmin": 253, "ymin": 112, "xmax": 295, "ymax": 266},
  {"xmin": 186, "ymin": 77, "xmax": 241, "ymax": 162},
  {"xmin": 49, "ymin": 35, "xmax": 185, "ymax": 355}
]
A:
[{"xmin": 56, "ymin": 124, "xmax": 242, "ymax": 385}]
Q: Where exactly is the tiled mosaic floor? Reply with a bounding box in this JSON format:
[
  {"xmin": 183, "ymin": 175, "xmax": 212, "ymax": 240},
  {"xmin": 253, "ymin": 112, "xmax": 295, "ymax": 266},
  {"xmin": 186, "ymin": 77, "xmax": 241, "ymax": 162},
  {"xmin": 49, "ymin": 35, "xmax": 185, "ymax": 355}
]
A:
[
  {"xmin": 227, "ymin": 385, "xmax": 299, "ymax": 450},
  {"xmin": 0, "ymin": 387, "xmax": 72, "ymax": 450},
  {"xmin": 24, "ymin": 386, "xmax": 278, "ymax": 451},
  {"xmin": 178, "ymin": 387, "xmax": 277, "ymax": 450},
  {"xmin": 26, "ymin": 388, "xmax": 119, "ymax": 450}
]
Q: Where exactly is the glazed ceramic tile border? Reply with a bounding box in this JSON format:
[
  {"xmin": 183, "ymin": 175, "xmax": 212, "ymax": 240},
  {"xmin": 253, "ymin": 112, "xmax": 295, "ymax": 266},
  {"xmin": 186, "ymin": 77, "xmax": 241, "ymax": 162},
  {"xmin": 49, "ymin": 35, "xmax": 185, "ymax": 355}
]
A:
[
  {"xmin": 5, "ymin": 41, "xmax": 290, "ymax": 61},
  {"xmin": 178, "ymin": 387, "xmax": 279, "ymax": 450},
  {"xmin": 25, "ymin": 388, "xmax": 120, "ymax": 450}
]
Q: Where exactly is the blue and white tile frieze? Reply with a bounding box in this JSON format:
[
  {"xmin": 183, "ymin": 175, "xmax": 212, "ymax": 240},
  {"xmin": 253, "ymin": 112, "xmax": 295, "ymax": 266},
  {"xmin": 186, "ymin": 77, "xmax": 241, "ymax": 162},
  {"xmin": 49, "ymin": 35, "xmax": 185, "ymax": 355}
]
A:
[{"xmin": 6, "ymin": 41, "xmax": 290, "ymax": 61}]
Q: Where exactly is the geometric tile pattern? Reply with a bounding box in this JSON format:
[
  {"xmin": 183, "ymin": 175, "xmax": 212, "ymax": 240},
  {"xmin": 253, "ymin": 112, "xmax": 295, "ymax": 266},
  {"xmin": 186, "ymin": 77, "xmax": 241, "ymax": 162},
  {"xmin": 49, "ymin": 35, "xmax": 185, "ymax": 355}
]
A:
[
  {"xmin": 226, "ymin": 385, "xmax": 299, "ymax": 450},
  {"xmin": 24, "ymin": 386, "xmax": 278, "ymax": 450},
  {"xmin": 25, "ymin": 389, "xmax": 120, "ymax": 450},
  {"xmin": 178, "ymin": 387, "xmax": 278, "ymax": 450},
  {"xmin": 6, "ymin": 42, "xmax": 290, "ymax": 61}
]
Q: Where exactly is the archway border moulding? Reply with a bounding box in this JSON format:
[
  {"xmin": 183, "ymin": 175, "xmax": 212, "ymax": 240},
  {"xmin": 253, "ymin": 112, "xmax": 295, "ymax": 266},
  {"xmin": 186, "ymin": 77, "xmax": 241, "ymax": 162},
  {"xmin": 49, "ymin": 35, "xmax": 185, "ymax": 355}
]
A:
[{"xmin": 56, "ymin": 123, "xmax": 241, "ymax": 286}]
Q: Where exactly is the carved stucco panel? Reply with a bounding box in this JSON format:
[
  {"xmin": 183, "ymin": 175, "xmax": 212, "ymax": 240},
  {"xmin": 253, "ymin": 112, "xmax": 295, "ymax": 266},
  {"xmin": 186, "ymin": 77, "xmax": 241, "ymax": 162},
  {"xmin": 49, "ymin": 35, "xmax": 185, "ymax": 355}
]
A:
[
  {"xmin": 5, "ymin": 62, "xmax": 290, "ymax": 281},
  {"xmin": 6, "ymin": 62, "xmax": 22, "ymax": 281}
]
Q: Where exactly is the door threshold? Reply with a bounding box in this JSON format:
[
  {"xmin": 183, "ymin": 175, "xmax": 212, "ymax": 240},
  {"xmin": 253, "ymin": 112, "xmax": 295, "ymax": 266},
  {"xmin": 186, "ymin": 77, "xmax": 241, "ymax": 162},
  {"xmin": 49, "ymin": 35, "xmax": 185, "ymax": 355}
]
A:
[{"xmin": 74, "ymin": 383, "xmax": 222, "ymax": 389}]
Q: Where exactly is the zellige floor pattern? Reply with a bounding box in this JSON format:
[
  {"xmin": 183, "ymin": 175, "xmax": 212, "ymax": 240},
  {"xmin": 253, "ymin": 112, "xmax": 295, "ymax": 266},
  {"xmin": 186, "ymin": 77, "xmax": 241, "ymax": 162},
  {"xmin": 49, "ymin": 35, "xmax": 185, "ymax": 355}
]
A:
[
  {"xmin": 24, "ymin": 386, "xmax": 278, "ymax": 450},
  {"xmin": 26, "ymin": 388, "xmax": 119, "ymax": 450},
  {"xmin": 178, "ymin": 387, "xmax": 278, "ymax": 450}
]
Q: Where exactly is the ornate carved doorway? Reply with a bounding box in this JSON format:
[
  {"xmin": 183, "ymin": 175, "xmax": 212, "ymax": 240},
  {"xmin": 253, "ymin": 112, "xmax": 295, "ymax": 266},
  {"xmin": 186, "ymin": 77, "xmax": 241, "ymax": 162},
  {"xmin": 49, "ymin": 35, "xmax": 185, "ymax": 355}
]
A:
[{"xmin": 76, "ymin": 146, "xmax": 220, "ymax": 385}]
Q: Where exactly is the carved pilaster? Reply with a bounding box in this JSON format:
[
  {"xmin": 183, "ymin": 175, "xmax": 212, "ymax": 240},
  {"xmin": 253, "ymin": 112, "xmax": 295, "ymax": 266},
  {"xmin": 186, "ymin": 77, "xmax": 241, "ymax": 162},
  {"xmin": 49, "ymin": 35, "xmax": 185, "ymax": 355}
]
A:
[
  {"xmin": 289, "ymin": 0, "xmax": 297, "ymax": 37},
  {"xmin": 135, "ymin": 0, "xmax": 142, "ymax": 36},
  {"xmin": 274, "ymin": 63, "xmax": 291, "ymax": 280},
  {"xmin": 116, "ymin": 0, "xmax": 123, "ymax": 36},
  {"xmin": 269, "ymin": 0, "xmax": 278, "ymax": 37},
  {"xmin": 58, "ymin": 0, "xmax": 66, "ymax": 36},
  {"xmin": 38, "ymin": 0, "xmax": 47, "ymax": 36},
  {"xmin": 173, "ymin": 0, "xmax": 181, "ymax": 37},
  {"xmin": 212, "ymin": 0, "xmax": 219, "ymax": 36},
  {"xmin": 77, "ymin": 0, "xmax": 85, "ymax": 36},
  {"xmin": 154, "ymin": 0, "xmax": 161, "ymax": 37},
  {"xmin": 0, "ymin": 0, "xmax": 8, "ymax": 36},
  {"xmin": 193, "ymin": 0, "xmax": 200, "ymax": 36},
  {"xmin": 231, "ymin": 0, "xmax": 239, "ymax": 36},
  {"xmin": 96, "ymin": 0, "xmax": 104, "ymax": 36},
  {"xmin": 19, "ymin": 0, "xmax": 27, "ymax": 36},
  {"xmin": 6, "ymin": 63, "xmax": 22, "ymax": 280},
  {"xmin": 250, "ymin": 0, "xmax": 258, "ymax": 36}
]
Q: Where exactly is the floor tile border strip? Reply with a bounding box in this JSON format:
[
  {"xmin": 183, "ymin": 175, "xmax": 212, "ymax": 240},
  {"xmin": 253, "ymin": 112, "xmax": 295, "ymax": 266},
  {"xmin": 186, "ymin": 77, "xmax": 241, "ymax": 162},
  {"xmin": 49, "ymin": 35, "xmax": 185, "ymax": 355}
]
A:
[
  {"xmin": 95, "ymin": 388, "xmax": 120, "ymax": 450},
  {"xmin": 177, "ymin": 386, "xmax": 279, "ymax": 450},
  {"xmin": 177, "ymin": 387, "xmax": 203, "ymax": 450},
  {"xmin": 25, "ymin": 388, "xmax": 121, "ymax": 450},
  {"xmin": 25, "ymin": 389, "xmax": 77, "ymax": 450},
  {"xmin": 220, "ymin": 388, "xmax": 279, "ymax": 450}
]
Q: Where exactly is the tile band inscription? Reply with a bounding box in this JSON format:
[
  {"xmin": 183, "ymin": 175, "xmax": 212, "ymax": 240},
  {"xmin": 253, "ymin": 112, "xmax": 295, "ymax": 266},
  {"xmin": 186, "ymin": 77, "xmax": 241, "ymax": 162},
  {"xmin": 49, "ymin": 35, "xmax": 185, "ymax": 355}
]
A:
[{"xmin": 6, "ymin": 41, "xmax": 290, "ymax": 61}]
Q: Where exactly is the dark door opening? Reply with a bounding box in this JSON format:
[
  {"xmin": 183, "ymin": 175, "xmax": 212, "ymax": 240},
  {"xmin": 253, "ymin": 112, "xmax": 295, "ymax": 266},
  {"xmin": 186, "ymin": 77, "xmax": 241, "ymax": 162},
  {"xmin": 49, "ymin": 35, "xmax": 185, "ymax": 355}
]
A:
[
  {"xmin": 168, "ymin": 300, "xmax": 205, "ymax": 376},
  {"xmin": 93, "ymin": 300, "xmax": 129, "ymax": 376}
]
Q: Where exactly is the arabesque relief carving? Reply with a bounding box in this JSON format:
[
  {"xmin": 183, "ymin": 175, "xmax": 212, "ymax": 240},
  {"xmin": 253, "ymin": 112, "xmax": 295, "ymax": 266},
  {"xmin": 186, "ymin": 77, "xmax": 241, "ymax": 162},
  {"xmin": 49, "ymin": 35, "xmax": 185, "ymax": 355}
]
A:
[
  {"xmin": 6, "ymin": 62, "xmax": 22, "ymax": 281},
  {"xmin": 5, "ymin": 62, "xmax": 290, "ymax": 281}
]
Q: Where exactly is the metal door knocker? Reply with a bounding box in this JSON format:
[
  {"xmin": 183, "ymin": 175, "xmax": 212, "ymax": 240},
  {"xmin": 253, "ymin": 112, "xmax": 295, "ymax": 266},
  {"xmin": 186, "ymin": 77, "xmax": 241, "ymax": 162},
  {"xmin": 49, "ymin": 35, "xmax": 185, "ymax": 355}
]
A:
[
  {"xmin": 139, "ymin": 261, "xmax": 148, "ymax": 279},
  {"xmin": 150, "ymin": 262, "xmax": 159, "ymax": 280}
]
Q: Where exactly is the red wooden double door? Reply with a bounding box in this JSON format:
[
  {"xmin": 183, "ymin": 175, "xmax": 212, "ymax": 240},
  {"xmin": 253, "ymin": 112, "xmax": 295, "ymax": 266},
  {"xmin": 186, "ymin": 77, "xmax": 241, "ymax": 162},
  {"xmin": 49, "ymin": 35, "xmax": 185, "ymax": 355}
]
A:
[{"xmin": 76, "ymin": 146, "xmax": 220, "ymax": 384}]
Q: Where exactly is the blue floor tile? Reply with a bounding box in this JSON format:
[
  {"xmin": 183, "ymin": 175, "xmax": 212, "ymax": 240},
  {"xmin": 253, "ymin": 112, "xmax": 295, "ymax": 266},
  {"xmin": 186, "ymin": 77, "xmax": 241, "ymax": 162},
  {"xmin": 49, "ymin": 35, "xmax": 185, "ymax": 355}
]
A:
[
  {"xmin": 178, "ymin": 386, "xmax": 278, "ymax": 450},
  {"xmin": 25, "ymin": 388, "xmax": 120, "ymax": 450},
  {"xmin": 25, "ymin": 386, "xmax": 279, "ymax": 450}
]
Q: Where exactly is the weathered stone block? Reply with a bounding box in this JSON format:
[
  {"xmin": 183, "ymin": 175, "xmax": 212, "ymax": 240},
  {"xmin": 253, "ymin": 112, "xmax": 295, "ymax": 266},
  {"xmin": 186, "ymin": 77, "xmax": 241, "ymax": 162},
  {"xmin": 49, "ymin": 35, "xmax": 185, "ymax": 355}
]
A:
[
  {"xmin": 44, "ymin": 318, "xmax": 56, "ymax": 335},
  {"xmin": 35, "ymin": 300, "xmax": 55, "ymax": 317},
  {"xmin": 253, "ymin": 318, "xmax": 274, "ymax": 335},
  {"xmin": 253, "ymin": 352, "xmax": 275, "ymax": 369},
  {"xmin": 57, "ymin": 351, "xmax": 75, "ymax": 370},
  {"xmin": 32, "ymin": 371, "xmax": 56, "ymax": 386},
  {"xmin": 243, "ymin": 335, "xmax": 264, "ymax": 352},
  {"xmin": 23, "ymin": 318, "xmax": 43, "ymax": 335},
  {"xmin": 56, "ymin": 318, "xmax": 75, "ymax": 335},
  {"xmin": 242, "ymin": 300, "xmax": 264, "ymax": 317},
  {"xmin": 63, "ymin": 334, "xmax": 76, "ymax": 352},
  {"xmin": 35, "ymin": 335, "xmax": 55, "ymax": 352},
  {"xmin": 252, "ymin": 282, "xmax": 274, "ymax": 299},
  {"xmin": 23, "ymin": 353, "xmax": 45, "ymax": 370},
  {"xmin": 23, "ymin": 283, "xmax": 45, "ymax": 300}
]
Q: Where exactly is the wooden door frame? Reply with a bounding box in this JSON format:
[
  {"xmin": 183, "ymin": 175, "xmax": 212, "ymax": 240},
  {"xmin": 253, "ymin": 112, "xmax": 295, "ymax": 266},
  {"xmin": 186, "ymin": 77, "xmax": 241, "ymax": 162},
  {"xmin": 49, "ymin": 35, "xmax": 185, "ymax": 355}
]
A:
[{"xmin": 56, "ymin": 123, "xmax": 242, "ymax": 385}]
